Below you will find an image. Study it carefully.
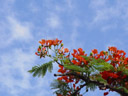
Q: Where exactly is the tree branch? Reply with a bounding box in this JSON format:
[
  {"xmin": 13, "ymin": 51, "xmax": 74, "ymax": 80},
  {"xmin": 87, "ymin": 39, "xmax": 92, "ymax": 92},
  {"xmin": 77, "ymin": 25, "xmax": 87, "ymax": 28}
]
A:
[
  {"xmin": 55, "ymin": 61, "xmax": 63, "ymax": 66},
  {"xmin": 54, "ymin": 72, "xmax": 128, "ymax": 96},
  {"xmin": 71, "ymin": 83, "xmax": 87, "ymax": 96}
]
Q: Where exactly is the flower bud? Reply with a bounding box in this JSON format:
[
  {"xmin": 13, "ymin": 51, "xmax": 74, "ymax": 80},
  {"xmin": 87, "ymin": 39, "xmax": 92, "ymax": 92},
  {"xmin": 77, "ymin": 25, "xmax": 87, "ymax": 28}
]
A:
[
  {"xmin": 61, "ymin": 43, "xmax": 64, "ymax": 47},
  {"xmin": 103, "ymin": 51, "xmax": 106, "ymax": 55},
  {"xmin": 90, "ymin": 52, "xmax": 93, "ymax": 56},
  {"xmin": 39, "ymin": 45, "xmax": 42, "ymax": 49}
]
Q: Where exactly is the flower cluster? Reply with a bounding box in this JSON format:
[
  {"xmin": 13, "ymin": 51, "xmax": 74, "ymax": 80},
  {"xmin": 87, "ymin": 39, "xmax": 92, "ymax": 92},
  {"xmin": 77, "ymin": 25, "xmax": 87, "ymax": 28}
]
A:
[
  {"xmin": 57, "ymin": 46, "xmax": 128, "ymax": 95},
  {"xmin": 35, "ymin": 38, "xmax": 62, "ymax": 58},
  {"xmin": 39, "ymin": 38, "xmax": 62, "ymax": 46},
  {"xmin": 35, "ymin": 39, "xmax": 128, "ymax": 96},
  {"xmin": 71, "ymin": 48, "xmax": 87, "ymax": 66}
]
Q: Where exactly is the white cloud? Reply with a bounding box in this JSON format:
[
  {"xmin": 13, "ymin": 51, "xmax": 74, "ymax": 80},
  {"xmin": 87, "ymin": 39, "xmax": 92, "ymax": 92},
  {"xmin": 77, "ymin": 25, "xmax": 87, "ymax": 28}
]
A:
[
  {"xmin": 8, "ymin": 17, "xmax": 33, "ymax": 41},
  {"xmin": 0, "ymin": 46, "xmax": 57, "ymax": 96},
  {"xmin": 0, "ymin": 48, "xmax": 36, "ymax": 95},
  {"xmin": 0, "ymin": 16, "xmax": 33, "ymax": 48},
  {"xmin": 88, "ymin": 0, "xmax": 128, "ymax": 34},
  {"xmin": 90, "ymin": 0, "xmax": 128, "ymax": 24},
  {"xmin": 46, "ymin": 14, "xmax": 61, "ymax": 29}
]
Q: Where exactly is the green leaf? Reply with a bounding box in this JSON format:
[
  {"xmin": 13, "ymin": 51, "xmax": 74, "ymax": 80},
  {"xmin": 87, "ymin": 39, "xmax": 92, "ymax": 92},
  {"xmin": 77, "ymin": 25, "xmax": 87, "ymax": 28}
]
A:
[
  {"xmin": 28, "ymin": 61, "xmax": 53, "ymax": 77},
  {"xmin": 51, "ymin": 80, "xmax": 71, "ymax": 95},
  {"xmin": 86, "ymin": 83, "xmax": 97, "ymax": 91},
  {"xmin": 122, "ymin": 68, "xmax": 128, "ymax": 75},
  {"xmin": 90, "ymin": 58, "xmax": 113, "ymax": 72},
  {"xmin": 116, "ymin": 86, "xmax": 128, "ymax": 93},
  {"xmin": 90, "ymin": 74, "xmax": 107, "ymax": 84},
  {"xmin": 93, "ymin": 62, "xmax": 113, "ymax": 71},
  {"xmin": 81, "ymin": 56, "xmax": 90, "ymax": 61},
  {"xmin": 64, "ymin": 64, "xmax": 89, "ymax": 73}
]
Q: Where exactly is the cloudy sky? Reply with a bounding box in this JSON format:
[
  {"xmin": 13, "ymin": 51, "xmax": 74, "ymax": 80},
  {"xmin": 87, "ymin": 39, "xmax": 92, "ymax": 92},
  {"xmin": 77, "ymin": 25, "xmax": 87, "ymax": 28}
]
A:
[{"xmin": 0, "ymin": 0, "xmax": 128, "ymax": 96}]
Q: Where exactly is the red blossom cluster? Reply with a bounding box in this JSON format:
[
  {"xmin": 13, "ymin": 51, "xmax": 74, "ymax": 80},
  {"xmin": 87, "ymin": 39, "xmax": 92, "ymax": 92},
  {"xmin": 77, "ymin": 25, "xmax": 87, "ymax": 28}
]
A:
[
  {"xmin": 57, "ymin": 46, "xmax": 128, "ymax": 95},
  {"xmin": 39, "ymin": 38, "xmax": 62, "ymax": 46},
  {"xmin": 35, "ymin": 39, "xmax": 128, "ymax": 96},
  {"xmin": 35, "ymin": 38, "xmax": 62, "ymax": 58},
  {"xmin": 57, "ymin": 65, "xmax": 75, "ymax": 83},
  {"xmin": 71, "ymin": 48, "xmax": 87, "ymax": 66},
  {"xmin": 90, "ymin": 47, "xmax": 128, "ymax": 90}
]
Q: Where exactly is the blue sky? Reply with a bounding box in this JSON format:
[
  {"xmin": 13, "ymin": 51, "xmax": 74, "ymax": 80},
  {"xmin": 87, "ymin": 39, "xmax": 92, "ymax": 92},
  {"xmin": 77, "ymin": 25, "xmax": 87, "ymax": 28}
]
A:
[{"xmin": 0, "ymin": 0, "xmax": 128, "ymax": 96}]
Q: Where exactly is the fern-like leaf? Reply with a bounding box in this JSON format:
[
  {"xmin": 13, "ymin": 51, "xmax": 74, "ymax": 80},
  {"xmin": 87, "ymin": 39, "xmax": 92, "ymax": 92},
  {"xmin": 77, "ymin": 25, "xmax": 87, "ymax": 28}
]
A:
[
  {"xmin": 28, "ymin": 61, "xmax": 53, "ymax": 77},
  {"xmin": 86, "ymin": 83, "xmax": 97, "ymax": 91},
  {"xmin": 90, "ymin": 58, "xmax": 113, "ymax": 72},
  {"xmin": 51, "ymin": 80, "xmax": 71, "ymax": 95},
  {"xmin": 64, "ymin": 64, "xmax": 89, "ymax": 73}
]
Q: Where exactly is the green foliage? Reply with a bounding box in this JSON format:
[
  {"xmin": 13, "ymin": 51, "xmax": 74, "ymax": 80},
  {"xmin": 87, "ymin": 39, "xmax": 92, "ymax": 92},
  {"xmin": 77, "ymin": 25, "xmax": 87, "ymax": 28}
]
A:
[
  {"xmin": 51, "ymin": 80, "xmax": 82, "ymax": 96},
  {"xmin": 81, "ymin": 56, "xmax": 90, "ymax": 61},
  {"xmin": 123, "ymin": 69, "xmax": 128, "ymax": 75},
  {"xmin": 64, "ymin": 64, "xmax": 89, "ymax": 73},
  {"xmin": 116, "ymin": 86, "xmax": 128, "ymax": 94},
  {"xmin": 90, "ymin": 58, "xmax": 113, "ymax": 72},
  {"xmin": 28, "ymin": 61, "xmax": 53, "ymax": 77},
  {"xmin": 51, "ymin": 80, "xmax": 71, "ymax": 95},
  {"xmin": 90, "ymin": 74, "xmax": 107, "ymax": 84},
  {"xmin": 82, "ymin": 56, "xmax": 113, "ymax": 72},
  {"xmin": 86, "ymin": 83, "xmax": 97, "ymax": 91}
]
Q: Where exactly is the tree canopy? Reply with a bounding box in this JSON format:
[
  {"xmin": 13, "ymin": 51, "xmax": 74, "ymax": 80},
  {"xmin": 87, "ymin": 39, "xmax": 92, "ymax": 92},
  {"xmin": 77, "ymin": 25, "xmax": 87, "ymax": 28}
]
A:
[{"xmin": 28, "ymin": 38, "xmax": 128, "ymax": 96}]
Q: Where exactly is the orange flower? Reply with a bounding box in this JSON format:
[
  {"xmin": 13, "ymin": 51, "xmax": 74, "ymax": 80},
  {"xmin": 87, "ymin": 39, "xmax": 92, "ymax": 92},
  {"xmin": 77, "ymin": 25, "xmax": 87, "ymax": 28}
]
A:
[
  {"xmin": 39, "ymin": 39, "xmax": 45, "ymax": 45},
  {"xmin": 47, "ymin": 40, "xmax": 53, "ymax": 46},
  {"xmin": 64, "ymin": 48, "xmax": 69, "ymax": 53},
  {"xmin": 52, "ymin": 38, "xmax": 60, "ymax": 46},
  {"xmin": 58, "ymin": 65, "xmax": 64, "ymax": 69},
  {"xmin": 124, "ymin": 58, "xmax": 128, "ymax": 65},
  {"xmin": 99, "ymin": 51, "xmax": 104, "ymax": 56},
  {"xmin": 72, "ymin": 60, "xmax": 77, "ymax": 64},
  {"xmin": 73, "ymin": 49, "xmax": 77, "ymax": 54},
  {"xmin": 57, "ymin": 77, "xmax": 63, "ymax": 80},
  {"xmin": 35, "ymin": 52, "xmax": 39, "ymax": 56},
  {"xmin": 58, "ymin": 69, "xmax": 66, "ymax": 73},
  {"xmin": 108, "ymin": 46, "xmax": 117, "ymax": 52},
  {"xmin": 92, "ymin": 49, "xmax": 98, "ymax": 54},
  {"xmin": 38, "ymin": 48, "xmax": 41, "ymax": 52},
  {"xmin": 78, "ymin": 48, "xmax": 84, "ymax": 55},
  {"xmin": 60, "ymin": 40, "xmax": 62, "ymax": 43}
]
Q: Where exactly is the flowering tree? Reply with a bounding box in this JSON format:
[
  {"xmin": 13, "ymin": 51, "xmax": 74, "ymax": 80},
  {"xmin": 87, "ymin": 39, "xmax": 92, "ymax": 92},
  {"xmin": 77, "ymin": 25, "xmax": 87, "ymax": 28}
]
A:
[{"xmin": 28, "ymin": 38, "xmax": 128, "ymax": 96}]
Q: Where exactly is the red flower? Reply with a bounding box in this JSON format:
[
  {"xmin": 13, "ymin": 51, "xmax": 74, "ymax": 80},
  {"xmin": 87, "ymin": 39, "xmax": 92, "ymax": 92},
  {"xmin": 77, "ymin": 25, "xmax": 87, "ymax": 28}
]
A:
[
  {"xmin": 39, "ymin": 39, "xmax": 45, "ymax": 45},
  {"xmin": 92, "ymin": 49, "xmax": 98, "ymax": 54},
  {"xmin": 64, "ymin": 48, "xmax": 69, "ymax": 53},
  {"xmin": 38, "ymin": 48, "xmax": 41, "ymax": 52},
  {"xmin": 108, "ymin": 46, "xmax": 117, "ymax": 52},
  {"xmin": 78, "ymin": 48, "xmax": 84, "ymax": 55},
  {"xmin": 73, "ymin": 49, "xmax": 77, "ymax": 54},
  {"xmin": 104, "ymin": 92, "xmax": 109, "ymax": 96},
  {"xmin": 35, "ymin": 52, "xmax": 39, "ymax": 56},
  {"xmin": 73, "ymin": 84, "xmax": 76, "ymax": 89},
  {"xmin": 57, "ymin": 94, "xmax": 62, "ymax": 96}
]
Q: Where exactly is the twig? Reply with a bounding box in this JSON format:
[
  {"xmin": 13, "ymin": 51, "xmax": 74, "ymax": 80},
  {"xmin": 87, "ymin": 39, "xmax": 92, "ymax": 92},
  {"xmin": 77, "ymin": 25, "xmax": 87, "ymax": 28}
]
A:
[
  {"xmin": 55, "ymin": 61, "xmax": 63, "ymax": 66},
  {"xmin": 71, "ymin": 83, "xmax": 87, "ymax": 96},
  {"xmin": 54, "ymin": 72, "xmax": 128, "ymax": 96}
]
